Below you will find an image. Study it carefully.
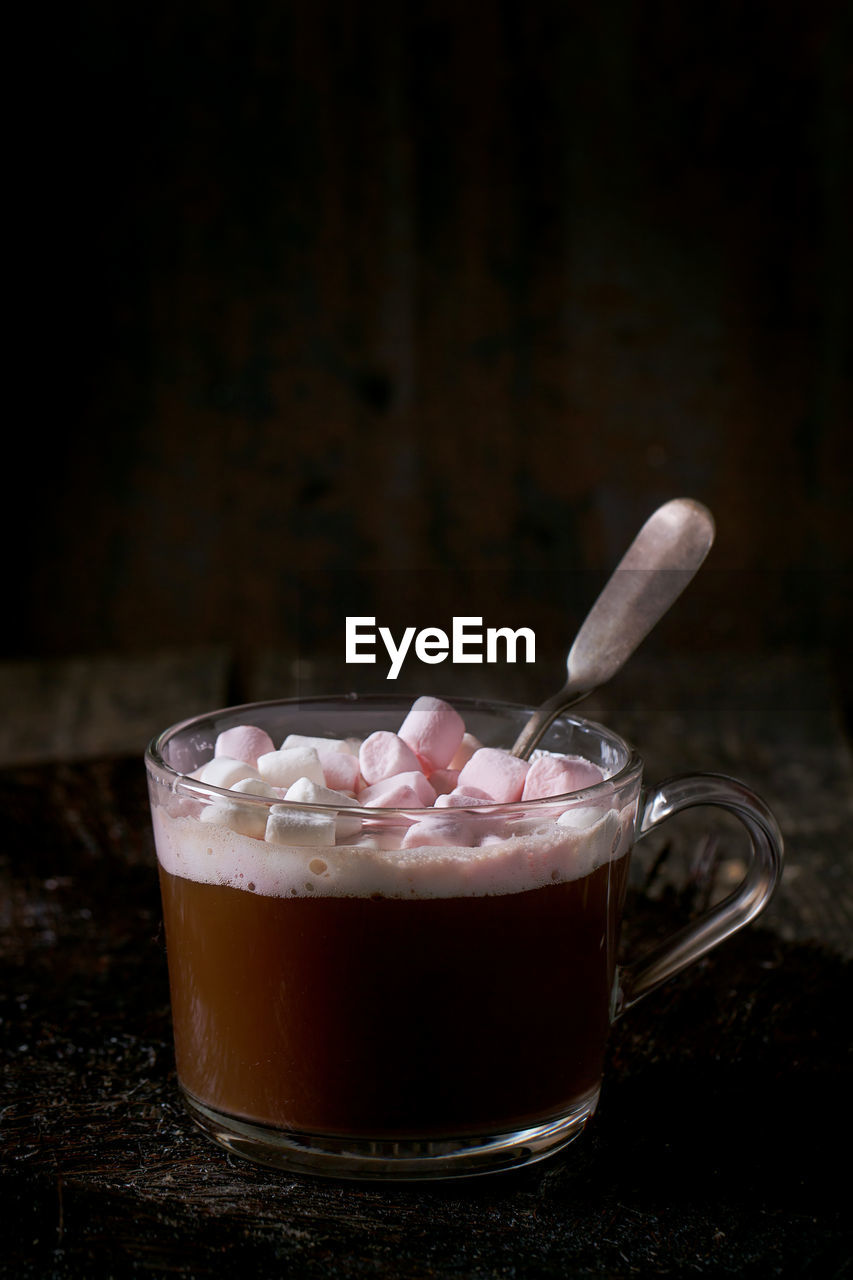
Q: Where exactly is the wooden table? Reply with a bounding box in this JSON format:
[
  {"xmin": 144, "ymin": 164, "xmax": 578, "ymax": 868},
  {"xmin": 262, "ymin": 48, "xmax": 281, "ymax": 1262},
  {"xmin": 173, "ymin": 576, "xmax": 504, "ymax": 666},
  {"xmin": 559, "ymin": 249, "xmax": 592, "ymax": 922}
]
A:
[{"xmin": 2, "ymin": 649, "xmax": 851, "ymax": 1277}]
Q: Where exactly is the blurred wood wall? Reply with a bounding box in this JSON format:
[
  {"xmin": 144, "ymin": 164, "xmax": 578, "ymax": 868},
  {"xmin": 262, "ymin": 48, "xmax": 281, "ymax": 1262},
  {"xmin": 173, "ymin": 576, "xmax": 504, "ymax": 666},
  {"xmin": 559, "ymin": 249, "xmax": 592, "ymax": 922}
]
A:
[{"xmin": 16, "ymin": 1, "xmax": 851, "ymax": 678}]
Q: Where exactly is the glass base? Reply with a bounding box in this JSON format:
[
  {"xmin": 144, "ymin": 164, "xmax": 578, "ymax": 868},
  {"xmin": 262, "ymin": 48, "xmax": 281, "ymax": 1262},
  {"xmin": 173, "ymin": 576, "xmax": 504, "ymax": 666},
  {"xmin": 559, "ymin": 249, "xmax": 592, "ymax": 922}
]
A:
[{"xmin": 182, "ymin": 1088, "xmax": 599, "ymax": 1181}]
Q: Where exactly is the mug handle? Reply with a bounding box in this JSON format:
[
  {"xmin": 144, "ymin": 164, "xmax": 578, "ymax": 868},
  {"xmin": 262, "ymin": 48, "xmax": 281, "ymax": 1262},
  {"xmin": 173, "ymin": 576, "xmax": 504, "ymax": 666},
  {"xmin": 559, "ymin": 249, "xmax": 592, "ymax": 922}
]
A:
[{"xmin": 615, "ymin": 773, "xmax": 784, "ymax": 1016}]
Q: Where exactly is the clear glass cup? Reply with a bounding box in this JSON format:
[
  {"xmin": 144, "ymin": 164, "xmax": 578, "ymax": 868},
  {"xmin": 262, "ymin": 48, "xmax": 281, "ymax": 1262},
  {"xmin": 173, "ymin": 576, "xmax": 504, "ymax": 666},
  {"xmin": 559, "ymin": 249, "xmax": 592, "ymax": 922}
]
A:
[{"xmin": 145, "ymin": 695, "xmax": 783, "ymax": 1180}]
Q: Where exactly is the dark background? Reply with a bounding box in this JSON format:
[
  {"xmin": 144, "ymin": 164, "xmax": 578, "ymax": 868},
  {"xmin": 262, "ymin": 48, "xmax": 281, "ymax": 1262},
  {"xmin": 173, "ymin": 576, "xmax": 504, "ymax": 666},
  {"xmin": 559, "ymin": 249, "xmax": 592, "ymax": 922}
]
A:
[{"xmin": 14, "ymin": 1, "xmax": 852, "ymax": 709}]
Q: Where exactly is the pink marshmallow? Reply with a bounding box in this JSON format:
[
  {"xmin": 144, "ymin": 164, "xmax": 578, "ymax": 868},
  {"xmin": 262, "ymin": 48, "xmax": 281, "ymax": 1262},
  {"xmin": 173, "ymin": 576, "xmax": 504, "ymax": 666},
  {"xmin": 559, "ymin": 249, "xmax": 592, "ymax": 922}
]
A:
[
  {"xmin": 428, "ymin": 768, "xmax": 460, "ymax": 796},
  {"xmin": 423, "ymin": 797, "xmax": 508, "ymax": 843},
  {"xmin": 386, "ymin": 770, "xmax": 436, "ymax": 805},
  {"xmin": 457, "ymin": 748, "xmax": 529, "ymax": 803},
  {"xmin": 358, "ymin": 778, "xmax": 428, "ymax": 809},
  {"xmin": 214, "ymin": 724, "xmax": 276, "ymax": 768},
  {"xmin": 434, "ymin": 788, "xmax": 494, "ymax": 808},
  {"xmin": 317, "ymin": 746, "xmax": 361, "ymax": 793},
  {"xmin": 398, "ymin": 696, "xmax": 465, "ymax": 772},
  {"xmin": 521, "ymin": 754, "xmax": 605, "ymax": 801},
  {"xmin": 448, "ymin": 732, "xmax": 482, "ymax": 771},
  {"xmin": 359, "ymin": 731, "xmax": 423, "ymax": 785},
  {"xmin": 401, "ymin": 813, "xmax": 475, "ymax": 848}
]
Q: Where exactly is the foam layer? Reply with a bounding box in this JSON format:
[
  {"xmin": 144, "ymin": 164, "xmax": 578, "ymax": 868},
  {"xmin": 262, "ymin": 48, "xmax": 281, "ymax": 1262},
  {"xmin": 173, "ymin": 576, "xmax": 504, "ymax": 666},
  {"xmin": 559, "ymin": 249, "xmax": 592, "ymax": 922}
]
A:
[{"xmin": 151, "ymin": 800, "xmax": 636, "ymax": 900}]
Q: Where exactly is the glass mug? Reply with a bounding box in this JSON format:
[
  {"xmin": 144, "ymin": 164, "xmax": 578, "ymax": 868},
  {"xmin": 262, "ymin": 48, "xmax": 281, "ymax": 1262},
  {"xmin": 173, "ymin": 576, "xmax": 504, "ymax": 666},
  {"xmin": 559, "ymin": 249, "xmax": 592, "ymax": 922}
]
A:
[{"xmin": 145, "ymin": 695, "xmax": 783, "ymax": 1180}]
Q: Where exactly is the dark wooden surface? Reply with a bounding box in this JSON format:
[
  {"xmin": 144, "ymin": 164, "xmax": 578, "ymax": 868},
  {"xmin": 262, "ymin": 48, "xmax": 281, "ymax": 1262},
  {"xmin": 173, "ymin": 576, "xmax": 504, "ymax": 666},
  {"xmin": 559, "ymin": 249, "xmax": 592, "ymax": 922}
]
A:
[{"xmin": 2, "ymin": 650, "xmax": 851, "ymax": 1277}]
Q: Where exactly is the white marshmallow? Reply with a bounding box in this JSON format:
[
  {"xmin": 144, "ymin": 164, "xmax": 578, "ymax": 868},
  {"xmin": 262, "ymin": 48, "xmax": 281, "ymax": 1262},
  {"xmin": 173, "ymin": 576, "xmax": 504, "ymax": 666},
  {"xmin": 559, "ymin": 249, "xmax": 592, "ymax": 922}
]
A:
[
  {"xmin": 200, "ymin": 799, "xmax": 268, "ymax": 840},
  {"xmin": 556, "ymin": 805, "xmax": 607, "ymax": 830},
  {"xmin": 556, "ymin": 808, "xmax": 622, "ymax": 873},
  {"xmin": 258, "ymin": 746, "xmax": 325, "ymax": 789},
  {"xmin": 265, "ymin": 805, "xmax": 337, "ymax": 847},
  {"xmin": 285, "ymin": 777, "xmax": 360, "ymax": 808},
  {"xmin": 197, "ymin": 756, "xmax": 262, "ymax": 790},
  {"xmin": 230, "ymin": 776, "xmax": 280, "ymax": 799},
  {"xmin": 284, "ymin": 777, "xmax": 362, "ymax": 840},
  {"xmin": 198, "ymin": 771, "xmax": 278, "ymax": 839},
  {"xmin": 282, "ymin": 734, "xmax": 359, "ymax": 756}
]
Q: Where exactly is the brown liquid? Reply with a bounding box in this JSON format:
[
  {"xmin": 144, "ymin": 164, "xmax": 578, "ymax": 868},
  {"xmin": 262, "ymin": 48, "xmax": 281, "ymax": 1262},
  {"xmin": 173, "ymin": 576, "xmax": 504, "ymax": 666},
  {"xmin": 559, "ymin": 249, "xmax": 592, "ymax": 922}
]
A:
[{"xmin": 159, "ymin": 854, "xmax": 630, "ymax": 1138}]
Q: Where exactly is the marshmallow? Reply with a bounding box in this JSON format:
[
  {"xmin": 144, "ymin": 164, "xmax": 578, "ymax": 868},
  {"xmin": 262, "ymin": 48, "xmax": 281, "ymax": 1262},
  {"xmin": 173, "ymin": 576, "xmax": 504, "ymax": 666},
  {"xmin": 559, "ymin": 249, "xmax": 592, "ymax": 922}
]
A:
[
  {"xmin": 258, "ymin": 746, "xmax": 325, "ymax": 789},
  {"xmin": 358, "ymin": 778, "xmax": 428, "ymax": 809},
  {"xmin": 358, "ymin": 731, "xmax": 423, "ymax": 785},
  {"xmin": 285, "ymin": 777, "xmax": 359, "ymax": 808},
  {"xmin": 265, "ymin": 805, "xmax": 337, "ymax": 847},
  {"xmin": 198, "ymin": 774, "xmax": 279, "ymax": 839},
  {"xmin": 200, "ymin": 798, "xmax": 268, "ymax": 840},
  {"xmin": 428, "ymin": 768, "xmax": 459, "ymax": 796},
  {"xmin": 419, "ymin": 798, "xmax": 507, "ymax": 843},
  {"xmin": 214, "ymin": 724, "xmax": 276, "ymax": 768},
  {"xmin": 284, "ymin": 777, "xmax": 362, "ymax": 839},
  {"xmin": 197, "ymin": 756, "xmax": 262, "ymax": 790},
  {"xmin": 434, "ymin": 788, "xmax": 494, "ymax": 808},
  {"xmin": 356, "ymin": 770, "xmax": 436, "ymax": 807},
  {"xmin": 356, "ymin": 824, "xmax": 408, "ymax": 850},
  {"xmin": 557, "ymin": 804, "xmax": 609, "ymax": 830},
  {"xmin": 230, "ymin": 776, "xmax": 280, "ymax": 799},
  {"xmin": 457, "ymin": 748, "xmax": 529, "ymax": 803},
  {"xmin": 401, "ymin": 813, "xmax": 475, "ymax": 848},
  {"xmin": 448, "ymin": 732, "xmax": 483, "ymax": 771},
  {"xmin": 282, "ymin": 734, "xmax": 357, "ymax": 756},
  {"xmin": 398, "ymin": 697, "xmax": 465, "ymax": 772},
  {"xmin": 190, "ymin": 710, "xmax": 611, "ymax": 855},
  {"xmin": 522, "ymin": 754, "xmax": 605, "ymax": 801},
  {"xmin": 393, "ymin": 770, "xmax": 436, "ymax": 805},
  {"xmin": 317, "ymin": 747, "xmax": 361, "ymax": 793}
]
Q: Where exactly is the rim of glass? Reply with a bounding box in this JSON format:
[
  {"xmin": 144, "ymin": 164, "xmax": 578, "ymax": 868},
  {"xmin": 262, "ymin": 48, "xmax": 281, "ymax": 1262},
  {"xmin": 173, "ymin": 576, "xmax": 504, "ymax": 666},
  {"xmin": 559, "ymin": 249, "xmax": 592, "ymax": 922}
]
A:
[{"xmin": 145, "ymin": 693, "xmax": 644, "ymax": 815}]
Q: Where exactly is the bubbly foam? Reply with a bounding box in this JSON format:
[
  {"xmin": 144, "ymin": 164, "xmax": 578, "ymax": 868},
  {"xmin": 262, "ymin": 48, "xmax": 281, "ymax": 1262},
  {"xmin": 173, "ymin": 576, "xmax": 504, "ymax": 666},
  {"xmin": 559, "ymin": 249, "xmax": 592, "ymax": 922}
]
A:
[{"xmin": 151, "ymin": 800, "xmax": 636, "ymax": 900}]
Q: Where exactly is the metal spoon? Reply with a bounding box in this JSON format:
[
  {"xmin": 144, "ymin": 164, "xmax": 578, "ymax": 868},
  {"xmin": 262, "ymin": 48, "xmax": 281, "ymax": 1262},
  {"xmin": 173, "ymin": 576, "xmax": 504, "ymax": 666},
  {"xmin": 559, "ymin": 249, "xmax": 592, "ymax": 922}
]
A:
[{"xmin": 511, "ymin": 497, "xmax": 716, "ymax": 758}]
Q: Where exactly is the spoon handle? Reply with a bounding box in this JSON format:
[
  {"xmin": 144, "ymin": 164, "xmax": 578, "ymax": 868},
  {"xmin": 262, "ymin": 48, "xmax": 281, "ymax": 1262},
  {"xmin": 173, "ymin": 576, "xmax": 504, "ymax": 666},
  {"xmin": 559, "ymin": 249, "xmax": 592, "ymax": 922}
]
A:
[
  {"xmin": 509, "ymin": 686, "xmax": 593, "ymax": 761},
  {"xmin": 511, "ymin": 498, "xmax": 715, "ymax": 759}
]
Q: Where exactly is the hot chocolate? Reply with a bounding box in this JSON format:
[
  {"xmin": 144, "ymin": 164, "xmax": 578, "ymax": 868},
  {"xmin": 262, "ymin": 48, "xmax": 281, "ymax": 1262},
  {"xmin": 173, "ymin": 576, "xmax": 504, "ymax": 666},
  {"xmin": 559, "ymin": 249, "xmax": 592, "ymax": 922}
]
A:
[{"xmin": 158, "ymin": 842, "xmax": 631, "ymax": 1138}]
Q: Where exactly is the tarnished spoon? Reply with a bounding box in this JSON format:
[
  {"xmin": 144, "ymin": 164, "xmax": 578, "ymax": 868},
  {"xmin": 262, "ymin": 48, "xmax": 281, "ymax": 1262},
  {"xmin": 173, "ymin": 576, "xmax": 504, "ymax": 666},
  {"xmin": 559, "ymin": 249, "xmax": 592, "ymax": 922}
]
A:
[{"xmin": 511, "ymin": 497, "xmax": 716, "ymax": 759}]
